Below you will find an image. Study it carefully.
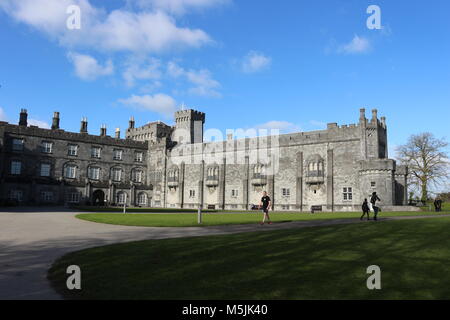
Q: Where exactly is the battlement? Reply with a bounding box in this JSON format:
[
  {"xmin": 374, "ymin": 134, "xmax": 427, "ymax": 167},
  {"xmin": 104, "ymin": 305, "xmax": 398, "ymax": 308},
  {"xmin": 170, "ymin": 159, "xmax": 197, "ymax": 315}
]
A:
[{"xmin": 175, "ymin": 109, "xmax": 205, "ymax": 123}]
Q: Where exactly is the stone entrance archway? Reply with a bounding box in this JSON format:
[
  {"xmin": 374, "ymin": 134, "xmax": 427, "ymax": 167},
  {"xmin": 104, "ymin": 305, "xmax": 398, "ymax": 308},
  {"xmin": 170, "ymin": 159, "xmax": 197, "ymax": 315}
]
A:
[{"xmin": 92, "ymin": 190, "xmax": 105, "ymax": 206}]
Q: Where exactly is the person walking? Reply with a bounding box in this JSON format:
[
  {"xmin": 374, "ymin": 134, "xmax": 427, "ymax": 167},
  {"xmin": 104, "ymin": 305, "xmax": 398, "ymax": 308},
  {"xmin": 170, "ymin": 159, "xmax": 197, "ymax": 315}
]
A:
[
  {"xmin": 361, "ymin": 198, "xmax": 370, "ymax": 220},
  {"xmin": 370, "ymin": 192, "xmax": 381, "ymax": 221},
  {"xmin": 259, "ymin": 191, "xmax": 272, "ymax": 225}
]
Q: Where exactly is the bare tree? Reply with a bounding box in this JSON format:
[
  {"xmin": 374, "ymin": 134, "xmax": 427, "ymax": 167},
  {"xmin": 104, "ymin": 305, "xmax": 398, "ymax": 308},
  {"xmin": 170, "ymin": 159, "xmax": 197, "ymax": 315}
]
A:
[{"xmin": 396, "ymin": 133, "xmax": 449, "ymax": 202}]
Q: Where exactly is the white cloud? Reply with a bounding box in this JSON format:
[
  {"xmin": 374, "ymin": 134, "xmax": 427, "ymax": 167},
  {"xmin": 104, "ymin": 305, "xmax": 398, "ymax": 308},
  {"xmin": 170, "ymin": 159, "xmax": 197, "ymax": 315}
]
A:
[
  {"xmin": 28, "ymin": 118, "xmax": 51, "ymax": 129},
  {"xmin": 0, "ymin": 0, "xmax": 98, "ymax": 36},
  {"xmin": 67, "ymin": 52, "xmax": 114, "ymax": 81},
  {"xmin": 89, "ymin": 10, "xmax": 211, "ymax": 53},
  {"xmin": 254, "ymin": 121, "xmax": 301, "ymax": 134},
  {"xmin": 242, "ymin": 51, "xmax": 271, "ymax": 73},
  {"xmin": 0, "ymin": 0, "xmax": 212, "ymax": 54},
  {"xmin": 119, "ymin": 93, "xmax": 177, "ymax": 117},
  {"xmin": 123, "ymin": 57, "xmax": 162, "ymax": 87},
  {"xmin": 167, "ymin": 62, "xmax": 221, "ymax": 97},
  {"xmin": 338, "ymin": 35, "xmax": 371, "ymax": 54},
  {"xmin": 133, "ymin": 0, "xmax": 230, "ymax": 15},
  {"xmin": 0, "ymin": 107, "xmax": 8, "ymax": 121}
]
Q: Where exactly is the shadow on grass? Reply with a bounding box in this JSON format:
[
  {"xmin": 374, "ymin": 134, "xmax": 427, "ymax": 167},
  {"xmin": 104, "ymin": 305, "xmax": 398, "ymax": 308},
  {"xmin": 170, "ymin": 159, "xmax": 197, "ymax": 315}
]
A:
[{"xmin": 48, "ymin": 217, "xmax": 450, "ymax": 300}]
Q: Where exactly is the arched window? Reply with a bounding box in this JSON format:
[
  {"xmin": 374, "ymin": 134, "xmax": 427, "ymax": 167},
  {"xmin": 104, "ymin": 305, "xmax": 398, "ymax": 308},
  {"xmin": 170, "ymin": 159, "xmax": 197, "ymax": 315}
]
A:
[
  {"xmin": 306, "ymin": 155, "xmax": 324, "ymax": 177},
  {"xmin": 64, "ymin": 163, "xmax": 77, "ymax": 179},
  {"xmin": 207, "ymin": 166, "xmax": 219, "ymax": 180},
  {"xmin": 132, "ymin": 169, "xmax": 144, "ymax": 183},
  {"xmin": 168, "ymin": 168, "xmax": 179, "ymax": 182},
  {"xmin": 116, "ymin": 191, "xmax": 126, "ymax": 205},
  {"xmin": 88, "ymin": 166, "xmax": 101, "ymax": 180},
  {"xmin": 111, "ymin": 167, "xmax": 122, "ymax": 182},
  {"xmin": 253, "ymin": 164, "xmax": 265, "ymax": 178},
  {"xmin": 137, "ymin": 192, "xmax": 147, "ymax": 206}
]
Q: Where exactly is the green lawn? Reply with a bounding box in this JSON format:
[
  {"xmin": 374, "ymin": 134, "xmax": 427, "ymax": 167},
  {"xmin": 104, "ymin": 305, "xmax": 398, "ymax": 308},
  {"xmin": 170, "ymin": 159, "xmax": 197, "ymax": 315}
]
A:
[
  {"xmin": 48, "ymin": 217, "xmax": 450, "ymax": 299},
  {"xmin": 76, "ymin": 210, "xmax": 450, "ymax": 227}
]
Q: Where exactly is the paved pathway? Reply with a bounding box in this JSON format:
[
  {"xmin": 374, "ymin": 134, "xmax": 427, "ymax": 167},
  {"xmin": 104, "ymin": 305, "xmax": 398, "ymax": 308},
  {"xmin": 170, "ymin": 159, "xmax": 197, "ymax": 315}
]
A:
[{"xmin": 0, "ymin": 208, "xmax": 447, "ymax": 300}]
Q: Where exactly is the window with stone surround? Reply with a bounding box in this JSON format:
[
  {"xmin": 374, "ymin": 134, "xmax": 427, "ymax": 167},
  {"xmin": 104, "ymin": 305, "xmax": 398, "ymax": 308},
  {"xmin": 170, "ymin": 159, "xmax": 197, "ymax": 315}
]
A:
[
  {"xmin": 343, "ymin": 187, "xmax": 353, "ymax": 201},
  {"xmin": 88, "ymin": 167, "xmax": 100, "ymax": 180},
  {"xmin": 12, "ymin": 138, "xmax": 24, "ymax": 151},
  {"xmin": 132, "ymin": 169, "xmax": 143, "ymax": 183},
  {"xmin": 282, "ymin": 188, "xmax": 290, "ymax": 197},
  {"xmin": 64, "ymin": 164, "xmax": 77, "ymax": 179},
  {"xmin": 111, "ymin": 167, "xmax": 122, "ymax": 182},
  {"xmin": 116, "ymin": 191, "xmax": 126, "ymax": 204},
  {"xmin": 40, "ymin": 163, "xmax": 51, "ymax": 177},
  {"xmin": 137, "ymin": 193, "xmax": 147, "ymax": 206},
  {"xmin": 66, "ymin": 192, "xmax": 80, "ymax": 203},
  {"xmin": 9, "ymin": 189, "xmax": 23, "ymax": 202},
  {"xmin": 91, "ymin": 146, "xmax": 101, "ymax": 159},
  {"xmin": 41, "ymin": 141, "xmax": 53, "ymax": 153},
  {"xmin": 113, "ymin": 149, "xmax": 123, "ymax": 161},
  {"xmin": 135, "ymin": 151, "xmax": 143, "ymax": 162},
  {"xmin": 11, "ymin": 160, "xmax": 22, "ymax": 175},
  {"xmin": 40, "ymin": 191, "xmax": 53, "ymax": 202},
  {"xmin": 68, "ymin": 144, "xmax": 78, "ymax": 156}
]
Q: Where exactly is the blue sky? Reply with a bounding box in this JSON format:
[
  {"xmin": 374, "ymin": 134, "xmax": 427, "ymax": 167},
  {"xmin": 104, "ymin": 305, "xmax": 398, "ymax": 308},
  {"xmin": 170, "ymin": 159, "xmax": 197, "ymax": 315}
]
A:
[{"xmin": 0, "ymin": 0, "xmax": 449, "ymax": 157}]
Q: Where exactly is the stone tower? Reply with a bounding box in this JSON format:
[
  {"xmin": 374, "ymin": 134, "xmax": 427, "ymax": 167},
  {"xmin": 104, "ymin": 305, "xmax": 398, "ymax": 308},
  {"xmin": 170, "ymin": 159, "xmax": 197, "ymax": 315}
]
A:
[{"xmin": 173, "ymin": 109, "xmax": 205, "ymax": 145}]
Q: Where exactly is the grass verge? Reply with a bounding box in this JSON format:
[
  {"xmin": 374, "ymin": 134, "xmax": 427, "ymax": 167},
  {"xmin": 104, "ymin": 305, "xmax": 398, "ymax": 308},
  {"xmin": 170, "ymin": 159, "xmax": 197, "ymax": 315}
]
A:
[
  {"xmin": 48, "ymin": 217, "xmax": 450, "ymax": 299},
  {"xmin": 76, "ymin": 211, "xmax": 450, "ymax": 227}
]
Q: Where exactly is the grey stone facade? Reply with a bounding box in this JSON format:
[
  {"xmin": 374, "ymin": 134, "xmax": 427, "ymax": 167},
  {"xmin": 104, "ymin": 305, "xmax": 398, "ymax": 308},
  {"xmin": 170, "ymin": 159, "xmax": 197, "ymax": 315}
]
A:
[
  {"xmin": 0, "ymin": 110, "xmax": 151, "ymax": 206},
  {"xmin": 0, "ymin": 107, "xmax": 408, "ymax": 211},
  {"xmin": 146, "ymin": 108, "xmax": 408, "ymax": 211}
]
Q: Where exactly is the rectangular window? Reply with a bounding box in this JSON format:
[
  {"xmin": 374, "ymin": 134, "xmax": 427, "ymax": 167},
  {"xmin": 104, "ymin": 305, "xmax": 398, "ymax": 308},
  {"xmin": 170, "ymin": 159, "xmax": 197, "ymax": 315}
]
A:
[
  {"xmin": 282, "ymin": 188, "xmax": 291, "ymax": 197},
  {"xmin": 10, "ymin": 190, "xmax": 23, "ymax": 202},
  {"xmin": 68, "ymin": 145, "xmax": 78, "ymax": 156},
  {"xmin": 65, "ymin": 165, "xmax": 76, "ymax": 179},
  {"xmin": 11, "ymin": 161, "xmax": 21, "ymax": 175},
  {"xmin": 371, "ymin": 182, "xmax": 376, "ymax": 188},
  {"xmin": 40, "ymin": 163, "xmax": 51, "ymax": 177},
  {"xmin": 132, "ymin": 170, "xmax": 143, "ymax": 183},
  {"xmin": 91, "ymin": 147, "xmax": 101, "ymax": 158},
  {"xmin": 343, "ymin": 187, "xmax": 353, "ymax": 201},
  {"xmin": 42, "ymin": 141, "xmax": 53, "ymax": 153},
  {"xmin": 231, "ymin": 189, "xmax": 238, "ymax": 197},
  {"xmin": 113, "ymin": 149, "xmax": 123, "ymax": 161},
  {"xmin": 12, "ymin": 138, "xmax": 24, "ymax": 151},
  {"xmin": 189, "ymin": 190, "xmax": 196, "ymax": 198},
  {"xmin": 41, "ymin": 191, "xmax": 53, "ymax": 202},
  {"xmin": 88, "ymin": 167, "xmax": 100, "ymax": 180},
  {"xmin": 112, "ymin": 168, "xmax": 122, "ymax": 182},
  {"xmin": 66, "ymin": 192, "xmax": 80, "ymax": 203},
  {"xmin": 135, "ymin": 152, "xmax": 143, "ymax": 162}
]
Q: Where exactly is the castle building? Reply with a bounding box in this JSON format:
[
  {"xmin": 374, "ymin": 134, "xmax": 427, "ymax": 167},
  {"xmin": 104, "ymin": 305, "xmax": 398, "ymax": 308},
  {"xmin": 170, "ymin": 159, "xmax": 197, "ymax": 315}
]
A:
[{"xmin": 0, "ymin": 108, "xmax": 408, "ymax": 211}]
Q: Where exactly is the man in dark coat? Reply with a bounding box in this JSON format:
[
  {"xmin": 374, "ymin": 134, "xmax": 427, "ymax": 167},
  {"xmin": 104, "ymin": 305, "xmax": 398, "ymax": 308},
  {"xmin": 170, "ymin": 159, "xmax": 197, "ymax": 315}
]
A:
[{"xmin": 361, "ymin": 198, "xmax": 370, "ymax": 220}]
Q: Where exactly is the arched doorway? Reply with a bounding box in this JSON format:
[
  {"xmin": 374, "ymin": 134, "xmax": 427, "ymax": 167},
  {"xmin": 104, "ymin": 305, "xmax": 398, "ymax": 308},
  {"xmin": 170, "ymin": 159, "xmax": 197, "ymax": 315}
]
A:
[{"xmin": 92, "ymin": 190, "xmax": 105, "ymax": 206}]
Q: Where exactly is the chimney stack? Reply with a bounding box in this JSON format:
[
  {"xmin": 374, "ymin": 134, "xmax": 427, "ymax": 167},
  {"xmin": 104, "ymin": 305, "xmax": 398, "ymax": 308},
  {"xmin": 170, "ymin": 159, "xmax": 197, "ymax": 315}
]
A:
[
  {"xmin": 115, "ymin": 128, "xmax": 120, "ymax": 139},
  {"xmin": 19, "ymin": 109, "xmax": 28, "ymax": 126},
  {"xmin": 51, "ymin": 112, "xmax": 60, "ymax": 130},
  {"xmin": 380, "ymin": 116, "xmax": 386, "ymax": 127},
  {"xmin": 80, "ymin": 117, "xmax": 88, "ymax": 133},
  {"xmin": 129, "ymin": 116, "xmax": 135, "ymax": 129},
  {"xmin": 100, "ymin": 124, "xmax": 107, "ymax": 137},
  {"xmin": 359, "ymin": 108, "xmax": 366, "ymax": 122},
  {"xmin": 371, "ymin": 109, "xmax": 378, "ymax": 124}
]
